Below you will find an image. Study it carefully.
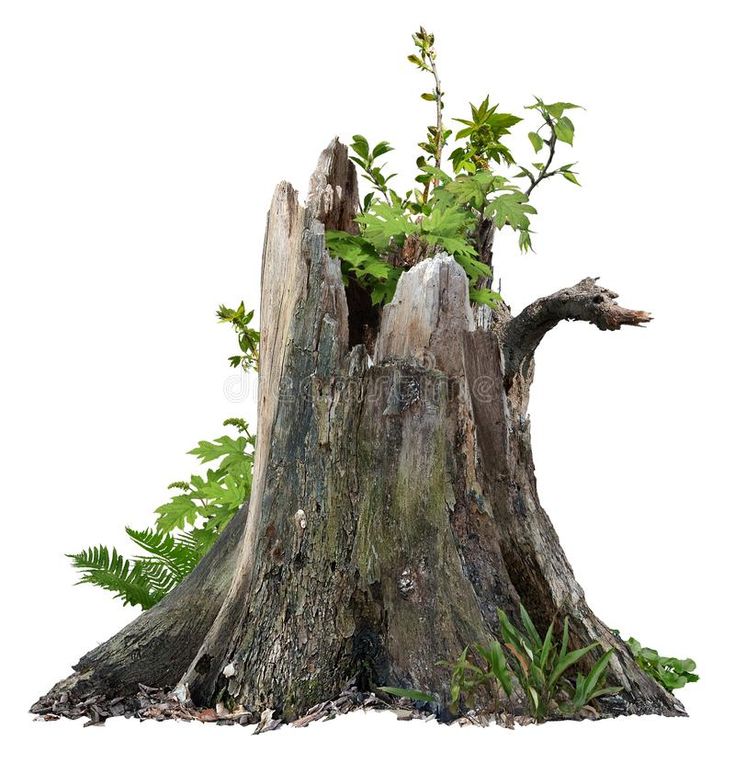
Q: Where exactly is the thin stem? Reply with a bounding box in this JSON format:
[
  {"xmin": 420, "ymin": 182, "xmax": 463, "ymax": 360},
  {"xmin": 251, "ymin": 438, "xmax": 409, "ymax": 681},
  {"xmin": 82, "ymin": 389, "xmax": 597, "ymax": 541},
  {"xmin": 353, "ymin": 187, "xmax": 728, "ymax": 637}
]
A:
[
  {"xmin": 363, "ymin": 167, "xmax": 392, "ymax": 206},
  {"xmin": 429, "ymin": 52, "xmax": 444, "ymax": 173},
  {"xmin": 526, "ymin": 119, "xmax": 557, "ymax": 197},
  {"xmin": 421, "ymin": 48, "xmax": 444, "ymax": 204}
]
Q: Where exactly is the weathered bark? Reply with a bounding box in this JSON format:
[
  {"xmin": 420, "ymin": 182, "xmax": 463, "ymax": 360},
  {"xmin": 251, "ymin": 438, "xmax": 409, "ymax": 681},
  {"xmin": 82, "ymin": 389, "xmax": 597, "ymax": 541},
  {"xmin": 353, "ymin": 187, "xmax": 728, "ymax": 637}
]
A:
[
  {"xmin": 33, "ymin": 139, "xmax": 685, "ymax": 723},
  {"xmin": 502, "ymin": 278, "xmax": 652, "ymax": 384}
]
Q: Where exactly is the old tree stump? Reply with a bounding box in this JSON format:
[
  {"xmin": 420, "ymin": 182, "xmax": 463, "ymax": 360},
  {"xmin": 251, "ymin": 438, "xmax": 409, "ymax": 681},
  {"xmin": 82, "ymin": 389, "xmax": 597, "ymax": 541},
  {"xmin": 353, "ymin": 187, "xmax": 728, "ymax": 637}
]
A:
[{"xmin": 33, "ymin": 140, "xmax": 684, "ymax": 725}]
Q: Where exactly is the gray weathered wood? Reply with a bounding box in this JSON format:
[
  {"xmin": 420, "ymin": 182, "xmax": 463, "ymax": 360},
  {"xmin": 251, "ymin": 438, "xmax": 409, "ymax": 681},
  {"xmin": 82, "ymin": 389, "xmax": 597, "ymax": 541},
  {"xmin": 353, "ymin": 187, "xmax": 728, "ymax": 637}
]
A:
[{"xmin": 32, "ymin": 139, "xmax": 684, "ymax": 724}]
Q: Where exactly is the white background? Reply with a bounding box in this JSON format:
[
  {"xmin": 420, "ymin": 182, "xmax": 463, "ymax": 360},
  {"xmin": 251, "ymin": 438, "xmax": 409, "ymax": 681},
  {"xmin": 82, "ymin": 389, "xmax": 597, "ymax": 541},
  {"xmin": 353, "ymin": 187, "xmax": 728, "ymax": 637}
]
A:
[{"xmin": 1, "ymin": 1, "xmax": 732, "ymax": 759}]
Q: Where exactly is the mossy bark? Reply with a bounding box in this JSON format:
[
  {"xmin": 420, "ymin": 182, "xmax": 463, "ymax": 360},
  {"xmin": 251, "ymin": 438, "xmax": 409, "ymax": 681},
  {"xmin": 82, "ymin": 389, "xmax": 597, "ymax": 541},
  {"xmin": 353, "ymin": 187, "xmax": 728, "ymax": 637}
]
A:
[{"xmin": 33, "ymin": 139, "xmax": 684, "ymax": 723}]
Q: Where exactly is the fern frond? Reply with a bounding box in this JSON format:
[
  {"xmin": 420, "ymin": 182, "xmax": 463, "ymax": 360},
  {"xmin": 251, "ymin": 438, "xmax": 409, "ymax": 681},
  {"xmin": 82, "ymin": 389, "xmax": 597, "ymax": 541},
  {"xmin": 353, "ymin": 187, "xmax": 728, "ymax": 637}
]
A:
[
  {"xmin": 134, "ymin": 558, "xmax": 179, "ymax": 599},
  {"xmin": 70, "ymin": 413, "xmax": 254, "ymax": 610},
  {"xmin": 67, "ymin": 546, "xmax": 157, "ymax": 609},
  {"xmin": 126, "ymin": 527, "xmax": 201, "ymax": 580}
]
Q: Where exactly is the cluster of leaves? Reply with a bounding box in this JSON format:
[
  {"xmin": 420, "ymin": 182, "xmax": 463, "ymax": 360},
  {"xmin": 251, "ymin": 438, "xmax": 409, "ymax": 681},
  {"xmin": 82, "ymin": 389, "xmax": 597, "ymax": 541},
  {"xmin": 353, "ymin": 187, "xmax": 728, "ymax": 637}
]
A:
[
  {"xmin": 626, "ymin": 637, "xmax": 699, "ymax": 691},
  {"xmin": 327, "ymin": 198, "xmax": 497, "ymax": 306},
  {"xmin": 520, "ymin": 97, "xmax": 581, "ymax": 194},
  {"xmin": 69, "ymin": 307, "xmax": 258, "ymax": 609},
  {"xmin": 216, "ymin": 301, "xmax": 259, "ymax": 371},
  {"xmin": 443, "ymin": 605, "xmax": 621, "ymax": 721},
  {"xmin": 69, "ymin": 418, "xmax": 255, "ymax": 609},
  {"xmin": 326, "ymin": 28, "xmax": 582, "ymax": 308}
]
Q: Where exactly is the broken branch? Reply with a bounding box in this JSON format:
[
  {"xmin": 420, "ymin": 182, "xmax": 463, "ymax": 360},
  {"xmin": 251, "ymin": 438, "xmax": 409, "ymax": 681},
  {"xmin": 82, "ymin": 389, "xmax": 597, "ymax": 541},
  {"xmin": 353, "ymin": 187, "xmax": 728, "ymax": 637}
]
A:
[{"xmin": 503, "ymin": 277, "xmax": 652, "ymax": 381}]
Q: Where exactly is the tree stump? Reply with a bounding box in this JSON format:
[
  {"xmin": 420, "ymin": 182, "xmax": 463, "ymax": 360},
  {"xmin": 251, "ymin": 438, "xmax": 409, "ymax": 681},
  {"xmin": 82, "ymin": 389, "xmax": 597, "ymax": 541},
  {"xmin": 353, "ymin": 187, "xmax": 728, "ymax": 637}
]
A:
[{"xmin": 32, "ymin": 139, "xmax": 685, "ymax": 723}]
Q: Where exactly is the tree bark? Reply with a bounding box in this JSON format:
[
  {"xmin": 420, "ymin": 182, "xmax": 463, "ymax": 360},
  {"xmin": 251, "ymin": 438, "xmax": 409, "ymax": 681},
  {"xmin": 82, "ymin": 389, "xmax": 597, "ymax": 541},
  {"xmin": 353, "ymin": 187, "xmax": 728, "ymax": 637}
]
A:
[{"xmin": 32, "ymin": 139, "xmax": 685, "ymax": 723}]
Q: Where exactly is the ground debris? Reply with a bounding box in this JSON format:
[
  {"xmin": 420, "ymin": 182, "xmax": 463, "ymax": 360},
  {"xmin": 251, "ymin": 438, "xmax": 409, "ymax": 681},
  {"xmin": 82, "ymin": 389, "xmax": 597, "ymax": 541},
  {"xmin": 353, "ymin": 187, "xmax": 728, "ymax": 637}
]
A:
[
  {"xmin": 253, "ymin": 708, "xmax": 282, "ymax": 735},
  {"xmin": 291, "ymin": 687, "xmax": 372, "ymax": 728},
  {"xmin": 29, "ymin": 682, "xmax": 256, "ymax": 727},
  {"xmin": 30, "ymin": 678, "xmax": 535, "ymax": 730}
]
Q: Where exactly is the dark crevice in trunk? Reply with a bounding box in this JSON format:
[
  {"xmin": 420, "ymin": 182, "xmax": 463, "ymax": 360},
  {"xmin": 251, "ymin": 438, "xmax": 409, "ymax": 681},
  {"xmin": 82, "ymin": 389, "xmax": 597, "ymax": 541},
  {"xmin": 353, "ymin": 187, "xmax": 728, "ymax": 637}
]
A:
[
  {"xmin": 350, "ymin": 583, "xmax": 390, "ymax": 692},
  {"xmin": 344, "ymin": 275, "xmax": 381, "ymax": 354}
]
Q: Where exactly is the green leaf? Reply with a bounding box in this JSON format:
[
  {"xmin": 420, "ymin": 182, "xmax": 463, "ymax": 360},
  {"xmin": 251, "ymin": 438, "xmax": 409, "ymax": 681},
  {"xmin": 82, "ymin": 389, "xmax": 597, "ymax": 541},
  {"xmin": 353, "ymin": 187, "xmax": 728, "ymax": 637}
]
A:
[
  {"xmin": 453, "ymin": 252, "xmax": 491, "ymax": 283},
  {"xmin": 486, "ymin": 192, "xmax": 537, "ymax": 231},
  {"xmin": 355, "ymin": 203, "xmax": 417, "ymax": 249},
  {"xmin": 325, "ymin": 229, "xmax": 402, "ymax": 306},
  {"xmin": 525, "ymin": 98, "xmax": 582, "ymax": 119},
  {"xmin": 498, "ymin": 608, "xmax": 530, "ymax": 658},
  {"xmin": 440, "ymin": 170, "xmax": 510, "ymax": 208},
  {"xmin": 519, "ymin": 229, "xmax": 533, "ymax": 253},
  {"xmin": 528, "ymin": 686, "xmax": 539, "ymax": 713},
  {"xmin": 582, "ymin": 649, "xmax": 613, "ymax": 698},
  {"xmin": 421, "ymin": 164, "xmax": 453, "ymax": 185},
  {"xmin": 548, "ymin": 643, "xmax": 600, "ymax": 691},
  {"xmin": 528, "ymin": 131, "xmax": 544, "ymax": 153},
  {"xmin": 665, "ymin": 657, "xmax": 697, "ymax": 673},
  {"xmin": 488, "ymin": 641, "xmax": 513, "ymax": 697},
  {"xmin": 554, "ymin": 116, "xmax": 575, "ymax": 145},
  {"xmin": 469, "ymin": 287, "xmax": 501, "ymax": 307},
  {"xmin": 351, "ymin": 134, "xmax": 370, "ymax": 160},
  {"xmin": 451, "ymin": 98, "xmax": 521, "ymax": 166},
  {"xmin": 539, "ymin": 622, "xmax": 555, "ymax": 670},
  {"xmin": 519, "ymin": 604, "xmax": 543, "ymax": 650},
  {"xmin": 154, "ymin": 494, "xmax": 200, "ymax": 533},
  {"xmin": 372, "ymin": 141, "xmax": 393, "ymax": 159},
  {"xmin": 421, "ymin": 92, "xmax": 437, "ymax": 101},
  {"xmin": 420, "ymin": 203, "xmax": 473, "ymax": 238},
  {"xmin": 188, "ymin": 435, "xmax": 249, "ymax": 464},
  {"xmin": 545, "ymin": 101, "xmax": 582, "ymax": 119}
]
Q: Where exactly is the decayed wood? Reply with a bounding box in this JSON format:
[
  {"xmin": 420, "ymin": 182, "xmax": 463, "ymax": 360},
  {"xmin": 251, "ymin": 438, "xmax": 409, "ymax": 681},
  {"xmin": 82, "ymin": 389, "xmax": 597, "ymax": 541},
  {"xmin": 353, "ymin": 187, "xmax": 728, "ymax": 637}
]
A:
[
  {"xmin": 503, "ymin": 277, "xmax": 652, "ymax": 383},
  {"xmin": 32, "ymin": 138, "xmax": 685, "ymax": 725},
  {"xmin": 374, "ymin": 253, "xmax": 475, "ymax": 376},
  {"xmin": 178, "ymin": 140, "xmax": 353, "ymax": 706},
  {"xmin": 180, "ymin": 237, "xmax": 520, "ymax": 716}
]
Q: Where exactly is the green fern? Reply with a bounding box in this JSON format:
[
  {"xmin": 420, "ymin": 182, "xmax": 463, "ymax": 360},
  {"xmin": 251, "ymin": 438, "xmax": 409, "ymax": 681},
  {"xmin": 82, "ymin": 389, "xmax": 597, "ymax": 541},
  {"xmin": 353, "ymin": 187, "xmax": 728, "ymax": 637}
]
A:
[
  {"xmin": 133, "ymin": 558, "xmax": 178, "ymax": 601},
  {"xmin": 69, "ymin": 416, "xmax": 255, "ymax": 610},
  {"xmin": 68, "ymin": 304, "xmax": 258, "ymax": 610},
  {"xmin": 126, "ymin": 527, "xmax": 202, "ymax": 580},
  {"xmin": 68, "ymin": 546, "xmax": 160, "ymax": 609}
]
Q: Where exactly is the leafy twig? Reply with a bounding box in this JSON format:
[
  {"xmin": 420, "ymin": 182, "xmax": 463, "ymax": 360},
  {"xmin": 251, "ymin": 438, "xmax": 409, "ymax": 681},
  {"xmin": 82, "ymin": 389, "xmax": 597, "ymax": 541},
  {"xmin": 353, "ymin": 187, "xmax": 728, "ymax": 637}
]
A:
[
  {"xmin": 526, "ymin": 117, "xmax": 557, "ymax": 196},
  {"xmin": 409, "ymin": 27, "xmax": 447, "ymax": 204}
]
